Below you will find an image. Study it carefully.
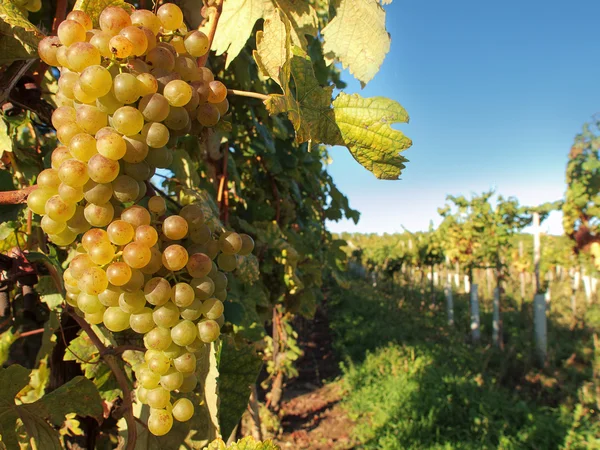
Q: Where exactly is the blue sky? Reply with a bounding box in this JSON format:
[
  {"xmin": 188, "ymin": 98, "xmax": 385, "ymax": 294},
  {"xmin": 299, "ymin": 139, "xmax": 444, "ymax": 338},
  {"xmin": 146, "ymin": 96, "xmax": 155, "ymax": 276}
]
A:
[{"xmin": 326, "ymin": 0, "xmax": 600, "ymax": 236}]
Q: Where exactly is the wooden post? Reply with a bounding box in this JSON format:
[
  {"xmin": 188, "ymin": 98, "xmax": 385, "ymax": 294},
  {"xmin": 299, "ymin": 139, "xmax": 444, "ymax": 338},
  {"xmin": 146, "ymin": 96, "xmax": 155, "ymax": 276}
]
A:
[
  {"xmin": 445, "ymin": 282, "xmax": 454, "ymax": 326},
  {"xmin": 492, "ymin": 287, "xmax": 501, "ymax": 347},
  {"xmin": 534, "ymin": 293, "xmax": 547, "ymax": 365},
  {"xmin": 519, "ymin": 241, "xmax": 526, "ymax": 302},
  {"xmin": 470, "ymin": 284, "xmax": 480, "ymax": 343},
  {"xmin": 486, "ymin": 268, "xmax": 493, "ymax": 299},
  {"xmin": 454, "ymin": 261, "xmax": 460, "ymax": 288},
  {"xmin": 533, "ymin": 212, "xmax": 541, "ymax": 293}
]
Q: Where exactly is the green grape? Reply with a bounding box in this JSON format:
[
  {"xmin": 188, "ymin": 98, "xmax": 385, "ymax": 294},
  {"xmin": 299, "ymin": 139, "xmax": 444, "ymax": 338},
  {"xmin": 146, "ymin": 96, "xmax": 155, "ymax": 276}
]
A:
[
  {"xmin": 121, "ymin": 269, "xmax": 145, "ymax": 293},
  {"xmin": 63, "ymin": 268, "xmax": 79, "ymax": 288},
  {"xmin": 137, "ymin": 365, "xmax": 161, "ymax": 389},
  {"xmin": 123, "ymin": 242, "xmax": 152, "ymax": 269},
  {"xmin": 119, "ymin": 26, "xmax": 148, "ymax": 56},
  {"xmin": 84, "ymin": 202, "xmax": 115, "ymax": 227},
  {"xmin": 112, "ymin": 106, "xmax": 144, "ymax": 136},
  {"xmin": 163, "ymin": 80, "xmax": 192, "ymax": 107},
  {"xmin": 153, "ymin": 301, "xmax": 180, "ymax": 328},
  {"xmin": 123, "ymin": 135, "xmax": 149, "ymax": 163},
  {"xmin": 130, "ymin": 307, "xmax": 155, "ymax": 333},
  {"xmin": 184, "ymin": 87, "xmax": 200, "ymax": 113},
  {"xmin": 183, "ymin": 30, "xmax": 209, "ymax": 57},
  {"xmin": 69, "ymin": 133, "xmax": 97, "ymax": 162},
  {"xmin": 67, "ymin": 42, "xmax": 101, "ymax": 72},
  {"xmin": 214, "ymin": 289, "xmax": 227, "ymax": 302},
  {"xmin": 99, "ymin": 6, "xmax": 132, "ymax": 36},
  {"xmin": 79, "ymin": 266, "xmax": 109, "ymax": 295},
  {"xmin": 142, "ymin": 246, "xmax": 163, "ymax": 274},
  {"xmin": 148, "ymin": 196, "xmax": 166, "ymax": 215},
  {"xmin": 146, "ymin": 386, "xmax": 171, "ymax": 410},
  {"xmin": 156, "ymin": 42, "xmax": 177, "ymax": 57},
  {"xmin": 164, "ymin": 106, "xmax": 189, "ymax": 130},
  {"xmin": 107, "ymin": 219, "xmax": 135, "ymax": 245},
  {"xmin": 38, "ymin": 36, "xmax": 62, "ymax": 66},
  {"xmin": 195, "ymin": 81, "xmax": 210, "ymax": 103},
  {"xmin": 51, "ymin": 106, "xmax": 76, "ymax": 129},
  {"xmin": 137, "ymin": 386, "xmax": 149, "ymax": 404},
  {"xmin": 207, "ymin": 81, "xmax": 227, "ymax": 104},
  {"xmin": 196, "ymin": 103, "xmax": 220, "ymax": 127},
  {"xmin": 45, "ymin": 195, "xmax": 76, "ymax": 221},
  {"xmin": 174, "ymin": 56, "xmax": 197, "ymax": 82},
  {"xmin": 163, "ymin": 342, "xmax": 184, "ymax": 359},
  {"xmin": 79, "ymin": 65, "xmax": 112, "ymax": 97},
  {"xmin": 131, "ymin": 10, "xmax": 161, "ymax": 35},
  {"xmin": 157, "ymin": 3, "xmax": 183, "ymax": 30},
  {"xmin": 189, "ymin": 225, "xmax": 211, "ymax": 245},
  {"xmin": 66, "ymin": 205, "xmax": 91, "ymax": 234},
  {"xmin": 103, "ymin": 306, "xmax": 131, "ymax": 331},
  {"xmin": 96, "ymin": 90, "xmax": 124, "ymax": 115},
  {"xmin": 99, "ymin": 285, "xmax": 122, "ymax": 307},
  {"xmin": 58, "ymin": 159, "xmax": 89, "ymax": 188},
  {"xmin": 201, "ymin": 298, "xmax": 224, "ymax": 320},
  {"xmin": 109, "ymin": 34, "xmax": 133, "ymax": 58},
  {"xmin": 122, "ymin": 161, "xmax": 151, "ymax": 181},
  {"xmin": 172, "ymin": 398, "xmax": 194, "ymax": 422},
  {"xmin": 171, "ymin": 283, "xmax": 194, "ymax": 308},
  {"xmin": 113, "ymin": 73, "xmax": 141, "ymax": 104},
  {"xmin": 137, "ymin": 73, "xmax": 158, "ymax": 96},
  {"xmin": 73, "ymin": 81, "xmax": 98, "ymax": 104},
  {"xmin": 147, "ymin": 350, "xmax": 171, "ymax": 375},
  {"xmin": 180, "ymin": 299, "xmax": 202, "ymax": 321},
  {"xmin": 58, "ymin": 183, "xmax": 84, "ymax": 204},
  {"xmin": 57, "ymin": 122, "xmax": 85, "ymax": 145},
  {"xmin": 37, "ymin": 168, "xmax": 60, "ymax": 193},
  {"xmin": 82, "ymin": 228, "xmax": 110, "ymax": 251},
  {"xmin": 56, "ymin": 46, "xmax": 70, "ymax": 69},
  {"xmin": 119, "ymin": 290, "xmax": 147, "ymax": 314},
  {"xmin": 152, "ymin": 68, "xmax": 181, "ymax": 93},
  {"xmin": 217, "ymin": 253, "xmax": 237, "ymax": 272},
  {"xmin": 51, "ymin": 146, "xmax": 73, "ymax": 170},
  {"xmin": 77, "ymin": 292, "xmax": 104, "ymax": 314},
  {"xmin": 83, "ymin": 180, "xmax": 112, "ymax": 204},
  {"xmin": 106, "ymin": 262, "xmax": 132, "ymax": 286},
  {"xmin": 76, "ymin": 104, "xmax": 108, "ymax": 135},
  {"xmin": 112, "ymin": 175, "xmax": 139, "ymax": 203},
  {"xmin": 41, "ymin": 215, "xmax": 66, "ymax": 235},
  {"xmin": 178, "ymin": 374, "xmax": 197, "ymax": 393},
  {"xmin": 135, "ymin": 225, "xmax": 158, "ymax": 247},
  {"xmin": 66, "ymin": 10, "xmax": 92, "ymax": 31},
  {"xmin": 204, "ymin": 240, "xmax": 220, "ymax": 260},
  {"xmin": 89, "ymin": 31, "xmax": 112, "ymax": 57},
  {"xmin": 97, "ymin": 132, "xmax": 126, "ymax": 160},
  {"xmin": 144, "ymin": 277, "xmax": 171, "ymax": 306},
  {"xmin": 219, "ymin": 231, "xmax": 242, "ymax": 255},
  {"xmin": 138, "ymin": 93, "xmax": 170, "ymax": 122},
  {"xmin": 163, "ymin": 215, "xmax": 188, "ymax": 241},
  {"xmin": 146, "ymin": 146, "xmax": 173, "ymax": 169},
  {"xmin": 148, "ymin": 409, "xmax": 173, "ymax": 436},
  {"xmin": 85, "ymin": 308, "xmax": 106, "ymax": 325},
  {"xmin": 162, "ymin": 244, "xmax": 188, "ymax": 272},
  {"xmin": 69, "ymin": 253, "xmax": 94, "ymax": 278},
  {"xmin": 170, "ymin": 35, "xmax": 186, "ymax": 54},
  {"xmin": 197, "ymin": 319, "xmax": 220, "ymax": 343},
  {"xmin": 170, "ymin": 320, "xmax": 197, "ymax": 347},
  {"xmin": 121, "ymin": 205, "xmax": 151, "ymax": 228},
  {"xmin": 127, "ymin": 58, "xmax": 150, "ymax": 75},
  {"xmin": 238, "ymin": 234, "xmax": 255, "ymax": 256},
  {"xmin": 215, "ymin": 98, "xmax": 229, "ymax": 116},
  {"xmin": 146, "ymin": 47, "xmax": 175, "ymax": 71},
  {"xmin": 190, "ymin": 276, "xmax": 215, "ymax": 300},
  {"xmin": 89, "ymin": 242, "xmax": 116, "ymax": 265},
  {"xmin": 58, "ymin": 71, "xmax": 79, "ymax": 99},
  {"xmin": 160, "ymin": 367, "xmax": 183, "ymax": 391},
  {"xmin": 144, "ymin": 327, "xmax": 172, "ymax": 351},
  {"xmin": 141, "ymin": 122, "xmax": 170, "ymax": 148},
  {"xmin": 58, "ymin": 20, "xmax": 86, "ymax": 47}
]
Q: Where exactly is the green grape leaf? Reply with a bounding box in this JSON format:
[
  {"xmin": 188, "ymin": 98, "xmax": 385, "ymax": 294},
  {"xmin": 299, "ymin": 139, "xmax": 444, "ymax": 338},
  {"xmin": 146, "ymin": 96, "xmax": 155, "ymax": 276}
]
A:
[
  {"xmin": 266, "ymin": 47, "xmax": 343, "ymax": 145},
  {"xmin": 170, "ymin": 148, "xmax": 201, "ymax": 189},
  {"xmin": 0, "ymin": 0, "xmax": 44, "ymax": 64},
  {"xmin": 321, "ymin": 0, "xmax": 391, "ymax": 86},
  {"xmin": 332, "ymin": 92, "xmax": 412, "ymax": 180},
  {"xmin": 0, "ymin": 119, "xmax": 12, "ymax": 157},
  {"xmin": 253, "ymin": 9, "xmax": 291, "ymax": 85},
  {"xmin": 274, "ymin": 0, "xmax": 317, "ymax": 48},
  {"xmin": 33, "ymin": 312, "xmax": 59, "ymax": 366},
  {"xmin": 35, "ymin": 275, "xmax": 64, "ymax": 310},
  {"xmin": 211, "ymin": 0, "xmax": 274, "ymax": 67},
  {"xmin": 205, "ymin": 437, "xmax": 281, "ymax": 450},
  {"xmin": 0, "ymin": 328, "xmax": 17, "ymax": 365},
  {"xmin": 0, "ymin": 365, "xmax": 102, "ymax": 450},
  {"xmin": 218, "ymin": 338, "xmax": 263, "ymax": 440},
  {"xmin": 73, "ymin": 0, "xmax": 134, "ymax": 27}
]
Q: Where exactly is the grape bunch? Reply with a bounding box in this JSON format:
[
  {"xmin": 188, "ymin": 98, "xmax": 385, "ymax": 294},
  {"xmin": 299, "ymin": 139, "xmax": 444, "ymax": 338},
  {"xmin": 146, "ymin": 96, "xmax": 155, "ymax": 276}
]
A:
[{"xmin": 33, "ymin": 4, "xmax": 253, "ymax": 437}]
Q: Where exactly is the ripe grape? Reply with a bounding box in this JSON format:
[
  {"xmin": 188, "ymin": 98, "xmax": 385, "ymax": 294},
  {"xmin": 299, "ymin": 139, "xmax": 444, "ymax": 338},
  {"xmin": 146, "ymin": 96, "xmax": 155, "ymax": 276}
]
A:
[
  {"xmin": 162, "ymin": 244, "xmax": 188, "ymax": 271},
  {"xmin": 67, "ymin": 42, "xmax": 101, "ymax": 72},
  {"xmin": 219, "ymin": 231, "xmax": 242, "ymax": 255},
  {"xmin": 80, "ymin": 266, "xmax": 109, "ymax": 296},
  {"xmin": 144, "ymin": 277, "xmax": 171, "ymax": 306},
  {"xmin": 119, "ymin": 290, "xmax": 147, "ymax": 314},
  {"xmin": 152, "ymin": 301, "xmax": 180, "ymax": 328},
  {"xmin": 197, "ymin": 103, "xmax": 220, "ymax": 127},
  {"xmin": 99, "ymin": 6, "xmax": 132, "ymax": 36},
  {"xmin": 84, "ymin": 202, "xmax": 115, "ymax": 227},
  {"xmin": 38, "ymin": 36, "xmax": 62, "ymax": 66},
  {"xmin": 170, "ymin": 320, "xmax": 197, "ymax": 347},
  {"xmin": 146, "ymin": 350, "xmax": 171, "ymax": 375},
  {"xmin": 163, "ymin": 80, "xmax": 192, "ymax": 107},
  {"xmin": 148, "ymin": 196, "xmax": 167, "ymax": 215},
  {"xmin": 197, "ymin": 319, "xmax": 220, "ymax": 343},
  {"xmin": 178, "ymin": 374, "xmax": 198, "ymax": 393},
  {"xmin": 159, "ymin": 367, "xmax": 184, "ymax": 391},
  {"xmin": 131, "ymin": 10, "xmax": 161, "ymax": 35},
  {"xmin": 144, "ymin": 326, "xmax": 172, "ymax": 351},
  {"xmin": 141, "ymin": 122, "xmax": 170, "ymax": 148},
  {"xmin": 148, "ymin": 409, "xmax": 173, "ymax": 436},
  {"xmin": 58, "ymin": 20, "xmax": 87, "ymax": 47},
  {"xmin": 239, "ymin": 234, "xmax": 255, "ymax": 256},
  {"xmin": 123, "ymin": 242, "xmax": 152, "ymax": 269},
  {"xmin": 184, "ymin": 30, "xmax": 209, "ymax": 57},
  {"xmin": 191, "ymin": 276, "xmax": 215, "ymax": 300},
  {"xmin": 66, "ymin": 10, "xmax": 93, "ymax": 31},
  {"xmin": 172, "ymin": 398, "xmax": 194, "ymax": 422},
  {"xmin": 201, "ymin": 298, "xmax": 224, "ymax": 320},
  {"xmin": 138, "ymin": 93, "xmax": 170, "ymax": 122},
  {"xmin": 157, "ymin": 3, "xmax": 183, "ymax": 31},
  {"xmin": 119, "ymin": 26, "xmax": 148, "ymax": 56},
  {"xmin": 106, "ymin": 262, "xmax": 132, "ymax": 286}
]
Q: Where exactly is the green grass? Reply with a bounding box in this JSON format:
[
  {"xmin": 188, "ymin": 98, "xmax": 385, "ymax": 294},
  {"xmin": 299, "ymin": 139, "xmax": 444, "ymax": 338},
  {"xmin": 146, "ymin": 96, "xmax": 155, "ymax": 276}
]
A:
[{"xmin": 326, "ymin": 280, "xmax": 600, "ymax": 449}]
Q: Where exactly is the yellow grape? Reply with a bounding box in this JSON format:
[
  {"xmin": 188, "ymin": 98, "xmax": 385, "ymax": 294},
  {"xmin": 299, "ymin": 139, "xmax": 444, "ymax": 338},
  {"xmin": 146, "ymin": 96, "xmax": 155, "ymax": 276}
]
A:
[
  {"xmin": 58, "ymin": 20, "xmax": 87, "ymax": 47},
  {"xmin": 107, "ymin": 219, "xmax": 135, "ymax": 245}
]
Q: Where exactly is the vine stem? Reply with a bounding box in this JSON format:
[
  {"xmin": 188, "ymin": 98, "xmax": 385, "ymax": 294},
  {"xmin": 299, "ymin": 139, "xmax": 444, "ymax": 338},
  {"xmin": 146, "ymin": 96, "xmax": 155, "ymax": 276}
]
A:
[
  {"xmin": 0, "ymin": 185, "xmax": 36, "ymax": 205},
  {"xmin": 227, "ymin": 89, "xmax": 269, "ymax": 101},
  {"xmin": 197, "ymin": 0, "xmax": 224, "ymax": 67},
  {"xmin": 67, "ymin": 309, "xmax": 137, "ymax": 450}
]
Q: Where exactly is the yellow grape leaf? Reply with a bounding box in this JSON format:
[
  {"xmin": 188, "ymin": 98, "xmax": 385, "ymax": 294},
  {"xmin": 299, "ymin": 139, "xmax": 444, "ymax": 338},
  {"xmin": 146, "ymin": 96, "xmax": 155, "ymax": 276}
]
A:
[
  {"xmin": 73, "ymin": 0, "xmax": 133, "ymax": 27},
  {"xmin": 274, "ymin": 0, "xmax": 317, "ymax": 48},
  {"xmin": 0, "ymin": 0, "xmax": 44, "ymax": 64},
  {"xmin": 253, "ymin": 9, "xmax": 291, "ymax": 85},
  {"xmin": 322, "ymin": 0, "xmax": 391, "ymax": 86}
]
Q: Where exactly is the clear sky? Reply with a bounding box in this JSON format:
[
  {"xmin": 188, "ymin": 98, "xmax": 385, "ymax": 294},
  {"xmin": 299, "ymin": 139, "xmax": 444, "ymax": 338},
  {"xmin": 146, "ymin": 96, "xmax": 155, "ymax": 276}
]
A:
[{"xmin": 325, "ymin": 0, "xmax": 600, "ymax": 236}]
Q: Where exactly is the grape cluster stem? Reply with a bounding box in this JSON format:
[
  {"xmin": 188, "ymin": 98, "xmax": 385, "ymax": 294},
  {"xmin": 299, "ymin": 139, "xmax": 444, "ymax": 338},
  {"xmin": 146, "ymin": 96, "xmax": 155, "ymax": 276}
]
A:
[
  {"xmin": 67, "ymin": 307, "xmax": 138, "ymax": 449},
  {"xmin": 197, "ymin": 0, "xmax": 224, "ymax": 68},
  {"xmin": 0, "ymin": 185, "xmax": 37, "ymax": 205}
]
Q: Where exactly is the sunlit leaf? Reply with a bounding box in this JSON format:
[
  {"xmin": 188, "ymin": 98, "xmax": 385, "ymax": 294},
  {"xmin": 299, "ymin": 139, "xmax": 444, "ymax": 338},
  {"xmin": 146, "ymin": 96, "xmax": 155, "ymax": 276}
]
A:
[
  {"xmin": 73, "ymin": 0, "xmax": 133, "ymax": 27},
  {"xmin": 0, "ymin": 0, "xmax": 44, "ymax": 64}
]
